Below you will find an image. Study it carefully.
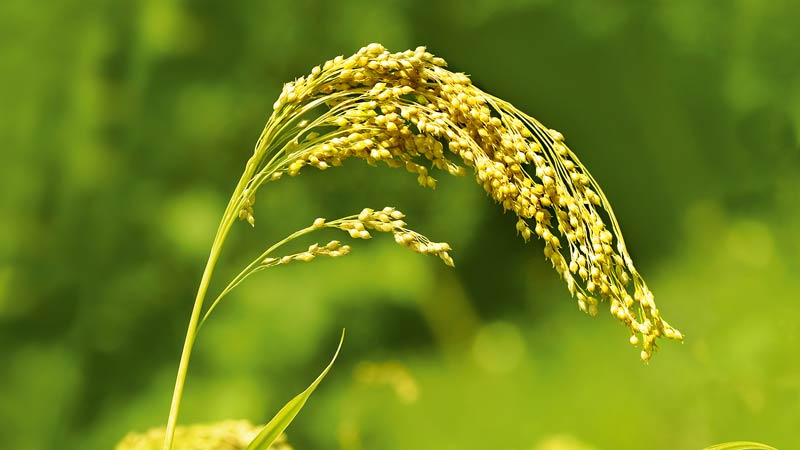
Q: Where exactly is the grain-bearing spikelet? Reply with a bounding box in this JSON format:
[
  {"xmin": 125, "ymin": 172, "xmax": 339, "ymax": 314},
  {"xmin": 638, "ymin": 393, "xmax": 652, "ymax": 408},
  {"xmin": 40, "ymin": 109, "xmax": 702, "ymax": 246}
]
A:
[
  {"xmin": 261, "ymin": 207, "xmax": 454, "ymax": 268},
  {"xmin": 235, "ymin": 43, "xmax": 681, "ymax": 360}
]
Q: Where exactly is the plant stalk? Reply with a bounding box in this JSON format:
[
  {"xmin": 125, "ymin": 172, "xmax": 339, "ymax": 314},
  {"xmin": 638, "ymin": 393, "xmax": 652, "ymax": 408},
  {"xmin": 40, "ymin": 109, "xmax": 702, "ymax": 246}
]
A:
[
  {"xmin": 161, "ymin": 109, "xmax": 286, "ymax": 450},
  {"xmin": 162, "ymin": 161, "xmax": 261, "ymax": 450},
  {"xmin": 161, "ymin": 218, "xmax": 230, "ymax": 450}
]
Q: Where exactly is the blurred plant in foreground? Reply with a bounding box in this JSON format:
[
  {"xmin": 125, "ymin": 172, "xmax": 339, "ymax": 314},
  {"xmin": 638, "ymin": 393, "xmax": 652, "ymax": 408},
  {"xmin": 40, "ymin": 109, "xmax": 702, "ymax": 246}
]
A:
[{"xmin": 116, "ymin": 420, "xmax": 291, "ymax": 450}]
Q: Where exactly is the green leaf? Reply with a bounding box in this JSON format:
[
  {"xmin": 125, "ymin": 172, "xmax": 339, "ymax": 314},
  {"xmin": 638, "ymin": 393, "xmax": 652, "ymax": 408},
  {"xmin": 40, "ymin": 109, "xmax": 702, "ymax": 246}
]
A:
[
  {"xmin": 702, "ymin": 442, "xmax": 778, "ymax": 450},
  {"xmin": 243, "ymin": 330, "xmax": 345, "ymax": 450}
]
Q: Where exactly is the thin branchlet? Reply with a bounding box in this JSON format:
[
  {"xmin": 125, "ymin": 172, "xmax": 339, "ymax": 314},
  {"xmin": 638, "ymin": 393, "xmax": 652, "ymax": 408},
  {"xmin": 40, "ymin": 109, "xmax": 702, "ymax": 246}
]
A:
[
  {"xmin": 236, "ymin": 43, "xmax": 681, "ymax": 360},
  {"xmin": 199, "ymin": 207, "xmax": 452, "ymax": 330}
]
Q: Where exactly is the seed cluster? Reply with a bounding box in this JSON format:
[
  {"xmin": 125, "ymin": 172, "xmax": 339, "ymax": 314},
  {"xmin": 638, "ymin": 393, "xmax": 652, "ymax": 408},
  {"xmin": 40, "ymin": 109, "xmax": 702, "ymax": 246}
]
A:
[
  {"xmin": 245, "ymin": 44, "xmax": 680, "ymax": 360},
  {"xmin": 334, "ymin": 207, "xmax": 455, "ymax": 267},
  {"xmin": 262, "ymin": 207, "xmax": 454, "ymax": 269},
  {"xmin": 262, "ymin": 240, "xmax": 352, "ymax": 266}
]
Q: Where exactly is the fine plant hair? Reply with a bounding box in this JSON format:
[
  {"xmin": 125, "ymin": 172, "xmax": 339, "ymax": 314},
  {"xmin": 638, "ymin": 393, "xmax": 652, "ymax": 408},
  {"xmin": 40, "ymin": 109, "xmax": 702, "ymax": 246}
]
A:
[{"xmin": 152, "ymin": 44, "xmax": 684, "ymax": 450}]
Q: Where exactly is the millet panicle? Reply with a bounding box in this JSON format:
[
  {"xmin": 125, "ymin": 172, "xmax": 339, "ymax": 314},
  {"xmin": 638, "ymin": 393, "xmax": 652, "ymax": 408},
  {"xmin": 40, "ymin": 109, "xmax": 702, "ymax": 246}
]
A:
[{"xmin": 237, "ymin": 43, "xmax": 681, "ymax": 360}]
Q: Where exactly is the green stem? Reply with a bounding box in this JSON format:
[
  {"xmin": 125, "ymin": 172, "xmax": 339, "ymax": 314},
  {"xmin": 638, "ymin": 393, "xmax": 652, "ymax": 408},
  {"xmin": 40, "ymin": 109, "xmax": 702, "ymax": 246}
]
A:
[
  {"xmin": 161, "ymin": 214, "xmax": 233, "ymax": 450},
  {"xmin": 161, "ymin": 111, "xmax": 286, "ymax": 450},
  {"xmin": 198, "ymin": 224, "xmax": 319, "ymax": 330},
  {"xmin": 162, "ymin": 158, "xmax": 264, "ymax": 450}
]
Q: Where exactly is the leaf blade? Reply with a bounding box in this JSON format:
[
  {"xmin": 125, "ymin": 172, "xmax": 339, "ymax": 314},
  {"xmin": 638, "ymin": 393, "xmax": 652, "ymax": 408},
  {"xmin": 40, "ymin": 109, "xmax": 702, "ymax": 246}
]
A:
[{"xmin": 243, "ymin": 330, "xmax": 345, "ymax": 450}]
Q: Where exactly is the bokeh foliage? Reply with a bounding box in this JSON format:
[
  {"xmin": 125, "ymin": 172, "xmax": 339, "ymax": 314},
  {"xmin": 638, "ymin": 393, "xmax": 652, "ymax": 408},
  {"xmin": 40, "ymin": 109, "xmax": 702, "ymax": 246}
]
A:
[{"xmin": 1, "ymin": 1, "xmax": 798, "ymax": 449}]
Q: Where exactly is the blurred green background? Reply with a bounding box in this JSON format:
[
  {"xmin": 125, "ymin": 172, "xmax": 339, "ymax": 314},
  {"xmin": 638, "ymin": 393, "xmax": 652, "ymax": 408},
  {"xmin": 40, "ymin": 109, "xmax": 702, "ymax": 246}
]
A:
[{"xmin": 1, "ymin": 1, "xmax": 798, "ymax": 449}]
